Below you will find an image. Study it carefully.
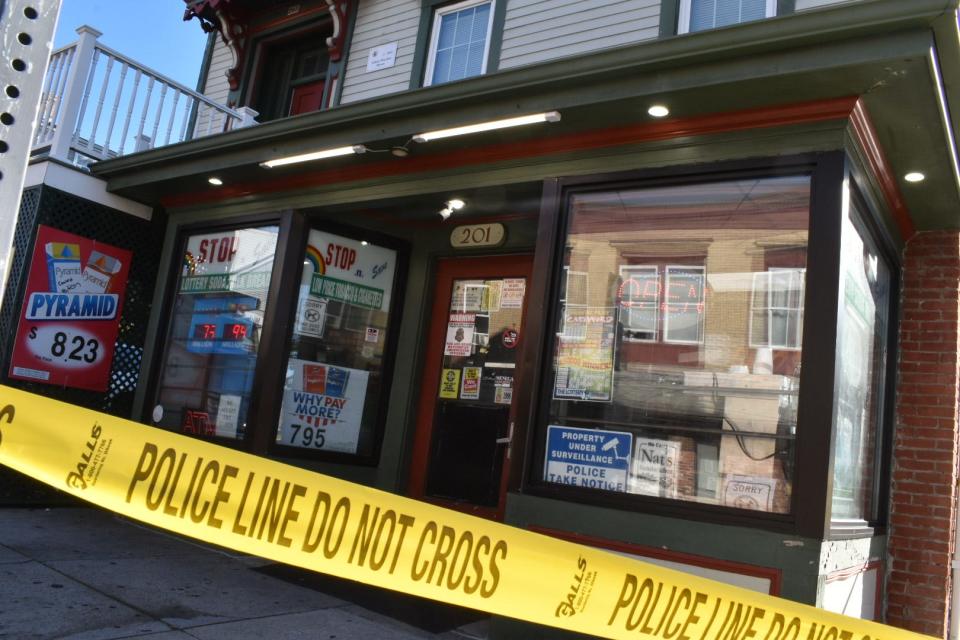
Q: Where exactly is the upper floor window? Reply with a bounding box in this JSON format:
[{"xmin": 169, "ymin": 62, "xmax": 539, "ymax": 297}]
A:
[
  {"xmin": 424, "ymin": 0, "xmax": 495, "ymax": 86},
  {"xmin": 249, "ymin": 24, "xmax": 333, "ymax": 122},
  {"xmin": 679, "ymin": 0, "xmax": 776, "ymax": 34}
]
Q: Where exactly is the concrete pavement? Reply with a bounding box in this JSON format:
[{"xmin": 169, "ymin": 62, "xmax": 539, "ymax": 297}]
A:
[{"xmin": 0, "ymin": 507, "xmax": 490, "ymax": 640}]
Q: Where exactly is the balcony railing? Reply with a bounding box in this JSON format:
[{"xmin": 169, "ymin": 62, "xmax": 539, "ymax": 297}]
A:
[{"xmin": 32, "ymin": 26, "xmax": 256, "ymax": 166}]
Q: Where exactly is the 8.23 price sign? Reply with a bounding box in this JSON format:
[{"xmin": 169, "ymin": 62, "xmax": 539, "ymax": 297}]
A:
[{"xmin": 9, "ymin": 226, "xmax": 131, "ymax": 392}]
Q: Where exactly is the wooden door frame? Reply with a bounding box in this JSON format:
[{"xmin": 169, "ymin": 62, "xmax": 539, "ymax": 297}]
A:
[{"xmin": 407, "ymin": 253, "xmax": 533, "ymax": 520}]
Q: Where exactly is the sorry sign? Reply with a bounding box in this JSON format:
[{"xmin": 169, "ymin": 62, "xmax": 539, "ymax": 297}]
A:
[{"xmin": 8, "ymin": 225, "xmax": 131, "ymax": 392}]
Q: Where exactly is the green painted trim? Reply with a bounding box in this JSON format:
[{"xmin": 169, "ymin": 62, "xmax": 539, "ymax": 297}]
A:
[
  {"xmin": 486, "ymin": 0, "xmax": 507, "ymax": 74},
  {"xmin": 409, "ymin": 0, "xmax": 446, "ymax": 90},
  {"xmin": 659, "ymin": 0, "xmax": 680, "ymax": 37},
  {"xmin": 332, "ymin": 0, "xmax": 359, "ymax": 107},
  {"xmin": 409, "ymin": 0, "xmax": 506, "ymax": 88}
]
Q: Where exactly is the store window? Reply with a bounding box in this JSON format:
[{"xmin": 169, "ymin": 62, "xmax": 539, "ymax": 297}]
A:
[
  {"xmin": 152, "ymin": 226, "xmax": 280, "ymax": 439},
  {"xmin": 679, "ymin": 0, "xmax": 776, "ymax": 34},
  {"xmin": 275, "ymin": 228, "xmax": 400, "ymax": 459},
  {"xmin": 541, "ymin": 175, "xmax": 811, "ymax": 515},
  {"xmin": 831, "ymin": 198, "xmax": 891, "ymax": 523},
  {"xmin": 424, "ymin": 0, "xmax": 495, "ymax": 86}
]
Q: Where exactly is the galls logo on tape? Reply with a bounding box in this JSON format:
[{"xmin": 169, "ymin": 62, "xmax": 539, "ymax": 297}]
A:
[
  {"xmin": 555, "ymin": 556, "xmax": 597, "ymax": 618},
  {"xmin": 65, "ymin": 423, "xmax": 112, "ymax": 490}
]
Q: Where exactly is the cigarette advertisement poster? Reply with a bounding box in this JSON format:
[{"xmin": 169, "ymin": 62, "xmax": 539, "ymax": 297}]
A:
[
  {"xmin": 553, "ymin": 307, "xmax": 617, "ymax": 402},
  {"xmin": 278, "ymin": 358, "xmax": 370, "ymax": 454},
  {"xmin": 544, "ymin": 425, "xmax": 632, "ymax": 492},
  {"xmin": 9, "ymin": 225, "xmax": 132, "ymax": 392}
]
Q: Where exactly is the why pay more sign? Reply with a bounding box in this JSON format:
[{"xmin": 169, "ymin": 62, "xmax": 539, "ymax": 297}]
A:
[
  {"xmin": 9, "ymin": 226, "xmax": 132, "ymax": 392},
  {"xmin": 0, "ymin": 385, "xmax": 935, "ymax": 640}
]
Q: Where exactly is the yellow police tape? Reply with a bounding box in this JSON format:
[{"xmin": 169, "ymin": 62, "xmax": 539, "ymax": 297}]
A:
[{"xmin": 0, "ymin": 385, "xmax": 932, "ymax": 640}]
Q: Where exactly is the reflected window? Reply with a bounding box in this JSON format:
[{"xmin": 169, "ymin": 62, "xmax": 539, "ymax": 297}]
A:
[
  {"xmin": 152, "ymin": 226, "xmax": 280, "ymax": 440},
  {"xmin": 541, "ymin": 176, "xmax": 812, "ymax": 515}
]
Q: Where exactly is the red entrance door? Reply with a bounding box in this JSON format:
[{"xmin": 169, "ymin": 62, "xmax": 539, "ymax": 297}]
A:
[{"xmin": 408, "ymin": 255, "xmax": 533, "ymax": 520}]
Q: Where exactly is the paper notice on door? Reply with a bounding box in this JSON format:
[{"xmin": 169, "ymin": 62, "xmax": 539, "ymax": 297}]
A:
[
  {"xmin": 501, "ymin": 278, "xmax": 526, "ymax": 309},
  {"xmin": 460, "ymin": 366, "xmax": 482, "ymax": 400},
  {"xmin": 439, "ymin": 368, "xmax": 461, "ymax": 399},
  {"xmin": 215, "ymin": 394, "xmax": 242, "ymax": 438},
  {"xmin": 444, "ymin": 313, "xmax": 475, "ymax": 356}
]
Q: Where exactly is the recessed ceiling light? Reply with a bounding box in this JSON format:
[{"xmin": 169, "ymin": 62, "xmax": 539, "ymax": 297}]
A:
[
  {"xmin": 647, "ymin": 105, "xmax": 670, "ymax": 118},
  {"xmin": 904, "ymin": 172, "xmax": 926, "ymax": 183},
  {"xmin": 208, "ymin": 177, "xmax": 223, "ymax": 186}
]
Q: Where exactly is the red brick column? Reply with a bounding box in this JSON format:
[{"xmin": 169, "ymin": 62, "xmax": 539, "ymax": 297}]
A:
[{"xmin": 887, "ymin": 230, "xmax": 960, "ymax": 637}]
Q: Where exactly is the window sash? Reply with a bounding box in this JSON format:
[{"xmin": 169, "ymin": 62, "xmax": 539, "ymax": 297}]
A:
[
  {"xmin": 749, "ymin": 268, "xmax": 805, "ymax": 350},
  {"xmin": 620, "ymin": 266, "xmax": 660, "ymax": 342},
  {"xmin": 423, "ymin": 0, "xmax": 495, "ymax": 87},
  {"xmin": 677, "ymin": 0, "xmax": 777, "ymax": 34},
  {"xmin": 663, "ymin": 265, "xmax": 705, "ymax": 344}
]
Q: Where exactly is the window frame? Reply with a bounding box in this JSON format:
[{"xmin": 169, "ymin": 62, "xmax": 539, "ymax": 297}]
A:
[
  {"xmin": 265, "ymin": 217, "xmax": 410, "ymax": 467},
  {"xmin": 520, "ymin": 154, "xmax": 889, "ymax": 537},
  {"xmin": 677, "ymin": 0, "xmax": 777, "ymax": 34},
  {"xmin": 749, "ymin": 267, "xmax": 806, "ymax": 351},
  {"xmin": 410, "ymin": 0, "xmax": 508, "ymax": 89},
  {"xmin": 619, "ymin": 265, "xmax": 660, "ymax": 343},
  {"xmin": 422, "ymin": 0, "xmax": 496, "ymax": 87},
  {"xmin": 241, "ymin": 15, "xmax": 336, "ymax": 123},
  {"xmin": 145, "ymin": 212, "xmax": 409, "ymax": 467},
  {"xmin": 143, "ymin": 211, "xmax": 294, "ymax": 453},
  {"xmin": 662, "ymin": 264, "xmax": 706, "ymax": 344}
]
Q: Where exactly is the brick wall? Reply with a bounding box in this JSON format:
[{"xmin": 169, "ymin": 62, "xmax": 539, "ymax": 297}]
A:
[{"xmin": 887, "ymin": 230, "xmax": 960, "ymax": 637}]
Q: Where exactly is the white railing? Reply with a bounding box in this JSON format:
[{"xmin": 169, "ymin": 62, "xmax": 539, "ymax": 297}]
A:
[{"xmin": 33, "ymin": 26, "xmax": 257, "ymax": 165}]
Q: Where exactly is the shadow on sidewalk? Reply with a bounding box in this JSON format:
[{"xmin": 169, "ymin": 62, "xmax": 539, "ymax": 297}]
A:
[{"xmin": 254, "ymin": 563, "xmax": 487, "ymax": 635}]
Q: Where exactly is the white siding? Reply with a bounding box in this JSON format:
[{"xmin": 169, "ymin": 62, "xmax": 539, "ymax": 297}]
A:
[
  {"xmin": 499, "ymin": 0, "xmax": 660, "ymax": 70},
  {"xmin": 795, "ymin": 0, "xmax": 860, "ymax": 10},
  {"xmin": 340, "ymin": 0, "xmax": 421, "ymax": 105},
  {"xmin": 195, "ymin": 37, "xmax": 233, "ymax": 136}
]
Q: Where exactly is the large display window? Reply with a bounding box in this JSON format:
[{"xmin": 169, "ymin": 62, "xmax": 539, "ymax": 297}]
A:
[
  {"xmin": 149, "ymin": 216, "xmax": 406, "ymax": 465},
  {"xmin": 528, "ymin": 158, "xmax": 900, "ymax": 535},
  {"xmin": 275, "ymin": 228, "xmax": 401, "ymax": 458},
  {"xmin": 539, "ymin": 175, "xmax": 810, "ymax": 514},
  {"xmin": 151, "ymin": 225, "xmax": 280, "ymax": 440}
]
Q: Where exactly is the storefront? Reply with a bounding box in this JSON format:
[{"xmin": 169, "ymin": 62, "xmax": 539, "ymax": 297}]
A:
[{"xmin": 74, "ymin": 1, "xmax": 960, "ymax": 634}]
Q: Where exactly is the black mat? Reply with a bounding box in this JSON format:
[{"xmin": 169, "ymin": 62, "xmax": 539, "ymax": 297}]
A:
[{"xmin": 254, "ymin": 563, "xmax": 487, "ymax": 634}]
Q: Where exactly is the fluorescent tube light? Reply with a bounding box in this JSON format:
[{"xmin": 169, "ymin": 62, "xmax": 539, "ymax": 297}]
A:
[
  {"xmin": 413, "ymin": 111, "xmax": 561, "ymax": 143},
  {"xmin": 260, "ymin": 145, "xmax": 366, "ymax": 168}
]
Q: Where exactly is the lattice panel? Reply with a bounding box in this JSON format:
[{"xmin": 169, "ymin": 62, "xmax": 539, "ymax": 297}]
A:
[{"xmin": 0, "ymin": 185, "xmax": 163, "ymax": 419}]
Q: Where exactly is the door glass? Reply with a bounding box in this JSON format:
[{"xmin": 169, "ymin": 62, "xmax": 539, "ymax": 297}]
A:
[{"xmin": 425, "ymin": 276, "xmax": 527, "ymax": 506}]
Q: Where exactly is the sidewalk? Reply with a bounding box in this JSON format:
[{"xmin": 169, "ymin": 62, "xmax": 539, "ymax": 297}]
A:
[{"xmin": 0, "ymin": 508, "xmax": 490, "ymax": 640}]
